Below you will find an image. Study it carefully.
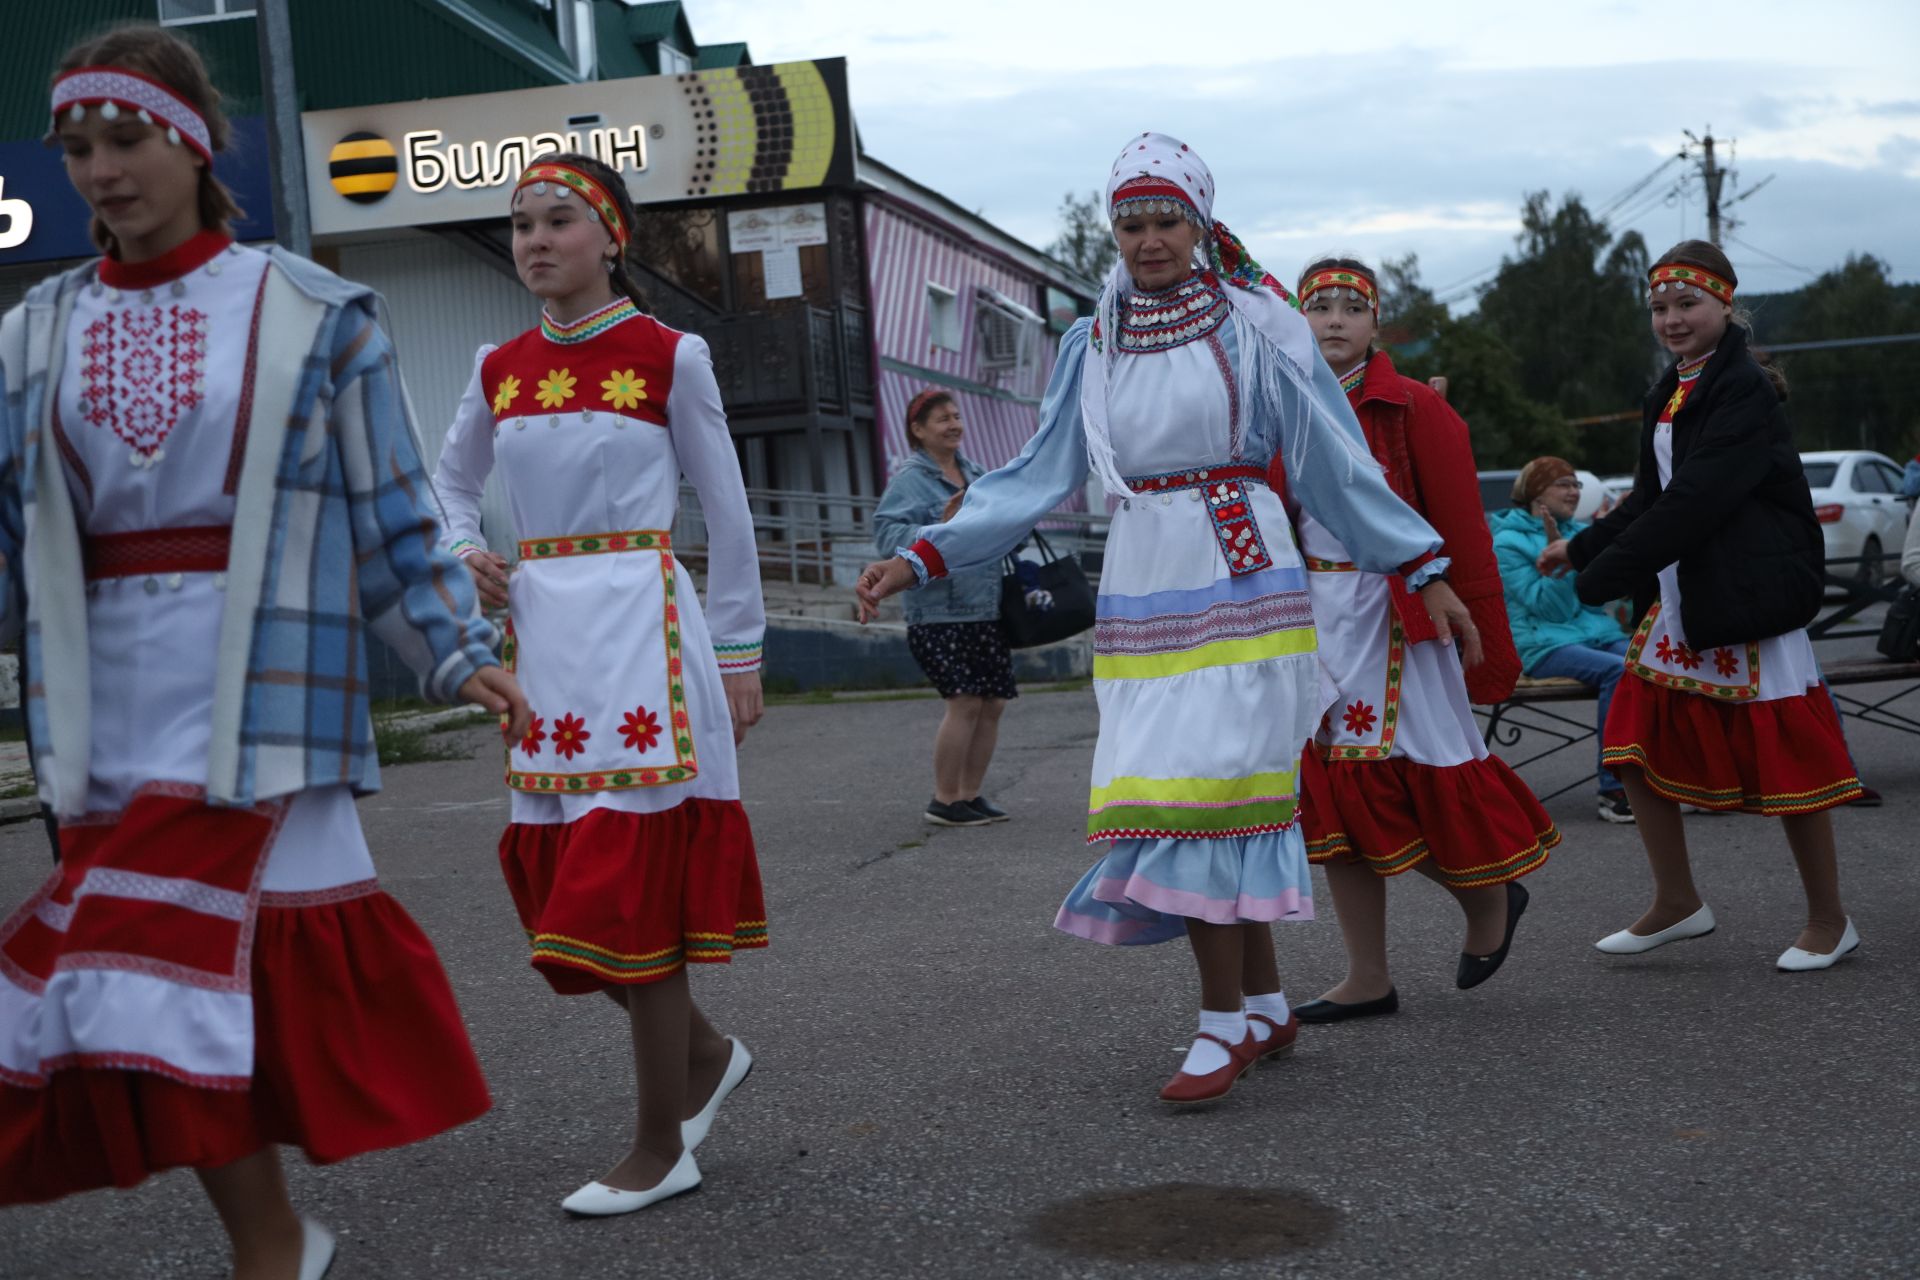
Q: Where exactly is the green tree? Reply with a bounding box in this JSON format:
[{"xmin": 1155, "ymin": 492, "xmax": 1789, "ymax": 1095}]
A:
[
  {"xmin": 1049, "ymin": 190, "xmax": 1112, "ymax": 283},
  {"xmin": 1476, "ymin": 192, "xmax": 1656, "ymax": 434},
  {"xmin": 1378, "ymin": 253, "xmax": 1575, "ymax": 469},
  {"xmin": 1755, "ymin": 255, "xmax": 1920, "ymax": 457}
]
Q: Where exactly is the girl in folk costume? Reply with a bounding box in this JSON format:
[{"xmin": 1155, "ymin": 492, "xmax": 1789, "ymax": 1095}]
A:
[
  {"xmin": 0, "ymin": 26, "xmax": 529, "ymax": 1280},
  {"xmin": 1541, "ymin": 241, "xmax": 1862, "ymax": 971},
  {"xmin": 433, "ymin": 153, "xmax": 767, "ymax": 1214},
  {"xmin": 1287, "ymin": 259, "xmax": 1554, "ymax": 1023},
  {"xmin": 858, "ymin": 134, "xmax": 1476, "ymax": 1105}
]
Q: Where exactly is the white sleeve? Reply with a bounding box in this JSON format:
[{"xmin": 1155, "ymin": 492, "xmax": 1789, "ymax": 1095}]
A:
[
  {"xmin": 431, "ymin": 345, "xmax": 498, "ymax": 558},
  {"xmin": 668, "ymin": 334, "xmax": 766, "ymax": 673}
]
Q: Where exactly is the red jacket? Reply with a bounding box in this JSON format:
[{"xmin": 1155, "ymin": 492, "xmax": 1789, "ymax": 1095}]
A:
[{"xmin": 1279, "ymin": 350, "xmax": 1521, "ymax": 705}]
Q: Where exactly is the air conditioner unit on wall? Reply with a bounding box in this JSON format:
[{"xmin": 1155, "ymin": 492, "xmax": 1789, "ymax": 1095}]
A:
[{"xmin": 975, "ymin": 289, "xmax": 1042, "ymax": 375}]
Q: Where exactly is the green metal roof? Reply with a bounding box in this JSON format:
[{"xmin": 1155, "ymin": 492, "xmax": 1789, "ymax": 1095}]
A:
[
  {"xmin": 695, "ymin": 41, "xmax": 751, "ymax": 69},
  {"xmin": 620, "ymin": 2, "xmax": 692, "ymax": 46},
  {"xmin": 0, "ymin": 0, "xmax": 571, "ymax": 140},
  {"xmin": 3, "ymin": 0, "xmax": 749, "ymax": 140}
]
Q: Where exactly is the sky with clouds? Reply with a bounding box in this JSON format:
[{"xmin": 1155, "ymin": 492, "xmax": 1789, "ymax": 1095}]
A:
[{"xmin": 691, "ymin": 0, "xmax": 1920, "ymax": 307}]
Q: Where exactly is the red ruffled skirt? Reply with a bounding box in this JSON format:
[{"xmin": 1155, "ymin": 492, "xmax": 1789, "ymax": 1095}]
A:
[
  {"xmin": 498, "ymin": 798, "xmax": 768, "ymax": 995},
  {"xmin": 1602, "ymin": 675, "xmax": 1862, "ymax": 814},
  {"xmin": 1301, "ymin": 751, "xmax": 1558, "ymax": 889},
  {"xmin": 0, "ymin": 890, "xmax": 490, "ymax": 1206}
]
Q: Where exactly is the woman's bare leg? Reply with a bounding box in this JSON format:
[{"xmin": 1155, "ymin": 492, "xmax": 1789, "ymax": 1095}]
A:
[
  {"xmin": 1780, "ymin": 809, "xmax": 1848, "ymax": 953},
  {"xmin": 1184, "ymin": 919, "xmax": 1247, "ymax": 1012},
  {"xmin": 1238, "ymin": 922, "xmax": 1280, "ymax": 995},
  {"xmin": 196, "ymin": 1147, "xmax": 303, "ymax": 1280},
  {"xmin": 958, "ymin": 697, "xmax": 1006, "ymax": 800},
  {"xmin": 1316, "ymin": 858, "xmax": 1392, "ymax": 1002},
  {"xmin": 600, "ymin": 968, "xmax": 692, "ymax": 1190},
  {"xmin": 1408, "ymin": 861, "xmax": 1509, "ymax": 955},
  {"xmin": 932, "ymin": 696, "xmax": 985, "ymax": 804},
  {"xmin": 1616, "ymin": 766, "xmax": 1705, "ymax": 934}
]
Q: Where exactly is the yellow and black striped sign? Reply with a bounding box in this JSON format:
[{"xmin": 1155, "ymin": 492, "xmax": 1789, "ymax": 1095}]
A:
[{"xmin": 328, "ymin": 132, "xmax": 398, "ymax": 203}]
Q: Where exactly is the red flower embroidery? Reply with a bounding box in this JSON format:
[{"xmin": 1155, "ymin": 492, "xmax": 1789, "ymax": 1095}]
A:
[
  {"xmin": 519, "ymin": 714, "xmax": 546, "ymax": 758},
  {"xmin": 621, "ymin": 706, "xmax": 662, "ymax": 753},
  {"xmin": 1654, "ymin": 635, "xmax": 1676, "ymax": 664},
  {"xmin": 1674, "ymin": 644, "xmax": 1703, "ymax": 671},
  {"xmin": 1342, "ymin": 701, "xmax": 1378, "ymax": 735},
  {"xmin": 552, "ymin": 712, "xmax": 591, "ymax": 760},
  {"xmin": 1714, "ymin": 648, "xmax": 1739, "ymax": 678}
]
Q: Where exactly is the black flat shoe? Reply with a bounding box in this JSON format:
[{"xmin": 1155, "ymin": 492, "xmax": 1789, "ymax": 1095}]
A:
[
  {"xmin": 1456, "ymin": 880, "xmax": 1530, "ymax": 990},
  {"xmin": 1292, "ymin": 989, "xmax": 1399, "ymax": 1023}
]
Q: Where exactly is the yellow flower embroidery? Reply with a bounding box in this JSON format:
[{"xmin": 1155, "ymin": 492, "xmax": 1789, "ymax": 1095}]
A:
[
  {"xmin": 535, "ymin": 368, "xmax": 577, "ymax": 409},
  {"xmin": 600, "ymin": 369, "xmax": 648, "ymax": 410},
  {"xmin": 491, "ymin": 374, "xmax": 521, "ymax": 415}
]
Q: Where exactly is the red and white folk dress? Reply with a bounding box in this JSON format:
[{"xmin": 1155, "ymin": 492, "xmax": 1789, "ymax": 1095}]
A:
[
  {"xmin": 1600, "ymin": 352, "xmax": 1861, "ymax": 813},
  {"xmin": 434, "ymin": 298, "xmax": 768, "ymax": 993},
  {"xmin": 0, "ymin": 233, "xmax": 488, "ymax": 1204},
  {"xmin": 1296, "ymin": 362, "xmax": 1558, "ymax": 889}
]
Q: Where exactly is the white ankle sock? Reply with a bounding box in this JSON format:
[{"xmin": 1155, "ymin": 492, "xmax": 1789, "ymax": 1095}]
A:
[
  {"xmin": 1244, "ymin": 992, "xmax": 1289, "ymax": 1040},
  {"xmin": 1180, "ymin": 1010, "xmax": 1247, "ymax": 1075}
]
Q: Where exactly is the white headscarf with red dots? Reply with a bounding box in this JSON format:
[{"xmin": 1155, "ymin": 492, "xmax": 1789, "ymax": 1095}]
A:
[{"xmin": 1080, "ymin": 133, "xmax": 1368, "ymax": 498}]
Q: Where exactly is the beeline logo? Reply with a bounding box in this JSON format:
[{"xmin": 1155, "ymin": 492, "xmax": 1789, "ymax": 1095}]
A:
[{"xmin": 0, "ymin": 177, "xmax": 33, "ymax": 251}]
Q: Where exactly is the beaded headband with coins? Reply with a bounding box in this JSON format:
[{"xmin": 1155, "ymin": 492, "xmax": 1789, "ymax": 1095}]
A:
[
  {"xmin": 1109, "ymin": 176, "xmax": 1207, "ymax": 230},
  {"xmin": 1300, "ymin": 267, "xmax": 1379, "ymax": 316},
  {"xmin": 51, "ymin": 66, "xmax": 214, "ymax": 164},
  {"xmin": 513, "ymin": 161, "xmax": 630, "ymax": 251},
  {"xmin": 1648, "ymin": 262, "xmax": 1734, "ymax": 306}
]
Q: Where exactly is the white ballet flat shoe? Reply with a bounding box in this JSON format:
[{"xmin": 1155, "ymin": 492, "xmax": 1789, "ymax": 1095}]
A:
[
  {"xmin": 1776, "ymin": 918, "xmax": 1860, "ymax": 972},
  {"xmin": 561, "ymin": 1149, "xmax": 701, "ymax": 1217},
  {"xmin": 683, "ymin": 1037, "xmax": 753, "ymax": 1151},
  {"xmin": 298, "ymin": 1218, "xmax": 336, "ymax": 1280},
  {"xmin": 1594, "ymin": 904, "xmax": 1717, "ymax": 954}
]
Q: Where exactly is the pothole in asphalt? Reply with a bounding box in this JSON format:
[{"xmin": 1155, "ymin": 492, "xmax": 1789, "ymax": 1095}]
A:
[{"xmin": 1025, "ymin": 1182, "xmax": 1341, "ymax": 1261}]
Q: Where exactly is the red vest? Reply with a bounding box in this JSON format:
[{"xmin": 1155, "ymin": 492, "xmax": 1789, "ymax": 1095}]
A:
[{"xmin": 1306, "ymin": 350, "xmax": 1522, "ymax": 705}]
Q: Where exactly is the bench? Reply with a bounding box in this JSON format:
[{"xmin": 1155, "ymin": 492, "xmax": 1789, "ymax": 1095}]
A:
[
  {"xmin": 1477, "ymin": 677, "xmax": 1601, "ymax": 802},
  {"xmin": 1477, "ymin": 553, "xmax": 1920, "ymax": 795}
]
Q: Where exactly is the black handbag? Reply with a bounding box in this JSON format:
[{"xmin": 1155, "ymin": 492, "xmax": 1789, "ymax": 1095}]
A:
[
  {"xmin": 998, "ymin": 531, "xmax": 1096, "ymax": 649},
  {"xmin": 1877, "ymin": 583, "xmax": 1920, "ymax": 662}
]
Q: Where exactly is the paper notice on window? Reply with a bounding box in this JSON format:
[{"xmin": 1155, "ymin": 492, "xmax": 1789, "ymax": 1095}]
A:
[
  {"xmin": 728, "ymin": 208, "xmax": 781, "ymax": 253},
  {"xmin": 762, "ymin": 245, "xmax": 804, "ymax": 299}
]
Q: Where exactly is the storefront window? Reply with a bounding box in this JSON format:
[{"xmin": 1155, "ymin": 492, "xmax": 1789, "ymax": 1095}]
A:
[
  {"xmin": 628, "ymin": 207, "xmax": 725, "ymax": 309},
  {"xmin": 158, "ymin": 0, "xmax": 257, "ymax": 24}
]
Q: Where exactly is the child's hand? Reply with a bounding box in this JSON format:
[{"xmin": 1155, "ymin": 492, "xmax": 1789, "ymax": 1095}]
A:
[{"xmin": 460, "ymin": 667, "xmax": 531, "ymax": 743}]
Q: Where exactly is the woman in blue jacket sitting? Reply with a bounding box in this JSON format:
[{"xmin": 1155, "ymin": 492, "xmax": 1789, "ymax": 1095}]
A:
[
  {"xmin": 1491, "ymin": 458, "xmax": 1635, "ymax": 823},
  {"xmin": 872, "ymin": 390, "xmax": 1017, "ymax": 827}
]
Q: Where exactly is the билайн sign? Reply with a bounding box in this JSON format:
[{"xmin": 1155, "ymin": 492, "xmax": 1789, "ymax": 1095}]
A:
[{"xmin": 300, "ymin": 59, "xmax": 853, "ymax": 237}]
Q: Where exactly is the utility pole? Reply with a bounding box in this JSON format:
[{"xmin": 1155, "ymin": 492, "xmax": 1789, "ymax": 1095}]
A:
[
  {"xmin": 255, "ymin": 0, "xmax": 311, "ymax": 256},
  {"xmin": 1684, "ymin": 127, "xmax": 1730, "ymax": 247}
]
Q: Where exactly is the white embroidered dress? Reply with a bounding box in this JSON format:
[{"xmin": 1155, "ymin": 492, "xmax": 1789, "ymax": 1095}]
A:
[{"xmin": 904, "ymin": 279, "xmax": 1440, "ymax": 945}]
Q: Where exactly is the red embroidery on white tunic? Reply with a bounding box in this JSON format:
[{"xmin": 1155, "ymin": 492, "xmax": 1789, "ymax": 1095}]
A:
[{"xmin": 80, "ymin": 304, "xmax": 209, "ymax": 459}]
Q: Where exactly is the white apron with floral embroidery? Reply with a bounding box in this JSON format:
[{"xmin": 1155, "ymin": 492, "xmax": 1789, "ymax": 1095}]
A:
[
  {"xmin": 1295, "ymin": 510, "xmax": 1487, "ymax": 766},
  {"xmin": 1628, "ymin": 423, "xmax": 1821, "ymax": 703},
  {"xmin": 491, "ymin": 408, "xmax": 739, "ymax": 825}
]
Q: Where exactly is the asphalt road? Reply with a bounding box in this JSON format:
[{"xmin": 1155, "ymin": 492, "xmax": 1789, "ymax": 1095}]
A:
[{"xmin": 2, "ymin": 678, "xmax": 1917, "ymax": 1279}]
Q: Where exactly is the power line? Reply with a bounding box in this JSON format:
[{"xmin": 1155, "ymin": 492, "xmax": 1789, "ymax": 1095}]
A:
[{"xmin": 1725, "ymin": 232, "xmax": 1819, "ymax": 277}]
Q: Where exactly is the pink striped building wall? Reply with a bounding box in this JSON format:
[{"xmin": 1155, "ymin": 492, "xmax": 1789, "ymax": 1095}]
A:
[{"xmin": 863, "ymin": 197, "xmax": 1077, "ymax": 504}]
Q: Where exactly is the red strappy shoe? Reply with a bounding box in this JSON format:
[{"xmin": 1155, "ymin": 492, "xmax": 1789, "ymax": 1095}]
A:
[
  {"xmin": 1245, "ymin": 1011, "xmax": 1300, "ymax": 1060},
  {"xmin": 1158, "ymin": 1033, "xmax": 1255, "ymax": 1104}
]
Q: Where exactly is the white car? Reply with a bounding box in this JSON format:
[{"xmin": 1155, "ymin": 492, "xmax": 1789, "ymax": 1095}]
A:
[{"xmin": 1799, "ymin": 450, "xmax": 1913, "ymax": 586}]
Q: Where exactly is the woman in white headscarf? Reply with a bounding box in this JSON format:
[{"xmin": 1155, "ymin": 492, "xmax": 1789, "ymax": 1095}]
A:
[{"xmin": 858, "ymin": 134, "xmax": 1476, "ymax": 1105}]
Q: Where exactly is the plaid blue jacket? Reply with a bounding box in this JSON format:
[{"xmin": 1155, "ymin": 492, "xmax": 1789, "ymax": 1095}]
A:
[{"xmin": 0, "ymin": 248, "xmax": 498, "ymax": 816}]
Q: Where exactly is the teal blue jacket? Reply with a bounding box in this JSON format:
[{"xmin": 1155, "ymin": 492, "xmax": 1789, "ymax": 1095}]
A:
[{"xmin": 1490, "ymin": 508, "xmax": 1628, "ymax": 672}]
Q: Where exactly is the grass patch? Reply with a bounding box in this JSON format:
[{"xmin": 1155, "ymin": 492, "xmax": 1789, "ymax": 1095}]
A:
[
  {"xmin": 374, "ymin": 721, "xmax": 473, "ymax": 767},
  {"xmin": 0, "ymin": 782, "xmax": 36, "ymax": 800},
  {"xmin": 430, "ymin": 709, "xmax": 494, "ymax": 734}
]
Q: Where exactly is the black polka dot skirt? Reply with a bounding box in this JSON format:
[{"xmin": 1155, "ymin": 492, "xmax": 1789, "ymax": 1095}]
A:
[{"xmin": 906, "ymin": 621, "xmax": 1019, "ymax": 701}]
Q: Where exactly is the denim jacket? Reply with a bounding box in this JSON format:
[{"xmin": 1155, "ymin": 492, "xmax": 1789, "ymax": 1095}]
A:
[{"xmin": 874, "ymin": 450, "xmax": 1002, "ymax": 624}]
